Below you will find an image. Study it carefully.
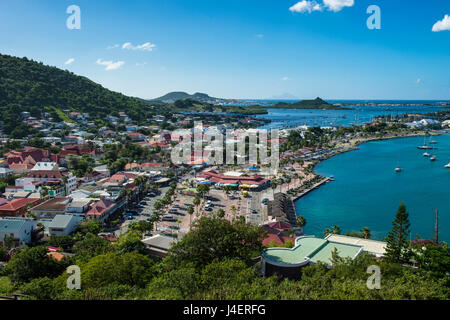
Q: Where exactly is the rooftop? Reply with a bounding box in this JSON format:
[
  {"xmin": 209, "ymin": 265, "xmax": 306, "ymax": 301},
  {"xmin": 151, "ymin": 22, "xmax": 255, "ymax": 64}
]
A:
[
  {"xmin": 31, "ymin": 197, "xmax": 70, "ymax": 211},
  {"xmin": 49, "ymin": 215, "xmax": 81, "ymax": 229},
  {"xmin": 325, "ymin": 234, "xmax": 387, "ymax": 257},
  {"xmin": 262, "ymin": 236, "xmax": 363, "ymax": 266},
  {"xmin": 0, "ymin": 217, "xmax": 33, "ymax": 232}
]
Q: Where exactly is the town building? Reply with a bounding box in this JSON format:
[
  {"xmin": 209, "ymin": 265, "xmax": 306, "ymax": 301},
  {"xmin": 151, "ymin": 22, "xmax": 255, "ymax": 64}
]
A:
[
  {"xmin": 0, "ymin": 198, "xmax": 41, "ymax": 217},
  {"xmin": 0, "ymin": 217, "xmax": 35, "ymax": 247},
  {"xmin": 48, "ymin": 215, "xmax": 83, "ymax": 237},
  {"xmin": 30, "ymin": 197, "xmax": 71, "ymax": 219}
]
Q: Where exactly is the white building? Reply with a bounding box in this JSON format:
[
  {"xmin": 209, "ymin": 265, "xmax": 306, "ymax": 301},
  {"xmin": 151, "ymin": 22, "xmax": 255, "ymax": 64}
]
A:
[
  {"xmin": 48, "ymin": 215, "xmax": 83, "ymax": 237},
  {"xmin": 0, "ymin": 167, "xmax": 12, "ymax": 178},
  {"xmin": 31, "ymin": 162, "xmax": 59, "ymax": 171},
  {"xmin": 0, "ymin": 218, "xmax": 35, "ymax": 247}
]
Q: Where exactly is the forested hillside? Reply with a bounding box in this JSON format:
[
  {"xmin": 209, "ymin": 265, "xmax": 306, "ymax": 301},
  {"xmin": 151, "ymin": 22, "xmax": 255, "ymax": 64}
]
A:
[{"xmin": 0, "ymin": 53, "xmax": 161, "ymax": 134}]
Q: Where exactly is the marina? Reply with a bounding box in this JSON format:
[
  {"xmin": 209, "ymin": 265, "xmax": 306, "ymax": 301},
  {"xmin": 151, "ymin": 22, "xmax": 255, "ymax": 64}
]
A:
[{"xmin": 295, "ymin": 133, "xmax": 450, "ymax": 242}]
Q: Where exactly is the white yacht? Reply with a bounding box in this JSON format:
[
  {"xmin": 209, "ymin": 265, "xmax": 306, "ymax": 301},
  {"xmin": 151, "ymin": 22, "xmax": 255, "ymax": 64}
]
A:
[
  {"xmin": 430, "ymin": 155, "xmax": 437, "ymax": 161},
  {"xmin": 423, "ymin": 152, "xmax": 430, "ymax": 157},
  {"xmin": 395, "ymin": 167, "xmax": 403, "ymax": 173},
  {"xmin": 445, "ymin": 162, "xmax": 450, "ymax": 168}
]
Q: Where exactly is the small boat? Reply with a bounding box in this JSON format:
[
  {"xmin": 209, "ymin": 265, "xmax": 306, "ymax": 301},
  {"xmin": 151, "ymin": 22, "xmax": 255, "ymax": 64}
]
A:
[
  {"xmin": 430, "ymin": 155, "xmax": 437, "ymax": 161},
  {"xmin": 395, "ymin": 167, "xmax": 403, "ymax": 172},
  {"xmin": 423, "ymin": 152, "xmax": 430, "ymax": 157},
  {"xmin": 445, "ymin": 163, "xmax": 450, "ymax": 168},
  {"xmin": 417, "ymin": 145, "xmax": 432, "ymax": 150},
  {"xmin": 430, "ymin": 140, "xmax": 438, "ymax": 144}
]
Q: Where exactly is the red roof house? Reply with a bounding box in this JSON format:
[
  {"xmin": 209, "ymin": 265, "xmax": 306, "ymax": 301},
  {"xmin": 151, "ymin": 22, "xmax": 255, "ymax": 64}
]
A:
[{"xmin": 0, "ymin": 198, "xmax": 41, "ymax": 217}]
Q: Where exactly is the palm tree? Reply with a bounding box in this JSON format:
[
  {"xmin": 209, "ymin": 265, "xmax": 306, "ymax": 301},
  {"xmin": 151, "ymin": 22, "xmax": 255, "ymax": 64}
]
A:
[
  {"xmin": 293, "ymin": 173, "xmax": 299, "ymax": 187},
  {"xmin": 332, "ymin": 225, "xmax": 341, "ymax": 235},
  {"xmin": 296, "ymin": 215, "xmax": 307, "ymax": 229},
  {"xmin": 230, "ymin": 205, "xmax": 237, "ymax": 218},
  {"xmin": 286, "ymin": 176, "xmax": 292, "ymax": 191},
  {"xmin": 187, "ymin": 205, "xmax": 194, "ymax": 227},
  {"xmin": 193, "ymin": 196, "xmax": 201, "ymax": 217},
  {"xmin": 361, "ymin": 227, "xmax": 371, "ymax": 239}
]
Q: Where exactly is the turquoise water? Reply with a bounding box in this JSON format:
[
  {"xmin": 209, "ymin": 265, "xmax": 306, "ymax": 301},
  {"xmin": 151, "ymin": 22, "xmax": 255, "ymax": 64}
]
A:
[{"xmin": 295, "ymin": 132, "xmax": 450, "ymax": 242}]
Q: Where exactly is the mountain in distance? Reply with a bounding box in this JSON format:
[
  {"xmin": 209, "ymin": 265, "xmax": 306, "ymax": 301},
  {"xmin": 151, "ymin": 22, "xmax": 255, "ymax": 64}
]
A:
[
  {"xmin": 152, "ymin": 91, "xmax": 229, "ymax": 104},
  {"xmin": 269, "ymin": 93, "xmax": 299, "ymax": 100}
]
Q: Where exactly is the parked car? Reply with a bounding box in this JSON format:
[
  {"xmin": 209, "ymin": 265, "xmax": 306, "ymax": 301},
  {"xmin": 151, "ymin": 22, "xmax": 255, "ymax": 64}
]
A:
[{"xmin": 162, "ymin": 215, "xmax": 176, "ymax": 221}]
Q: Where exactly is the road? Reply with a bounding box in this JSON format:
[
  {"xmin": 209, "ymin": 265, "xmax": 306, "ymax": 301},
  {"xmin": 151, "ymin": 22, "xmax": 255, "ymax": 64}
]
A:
[{"xmin": 114, "ymin": 186, "xmax": 170, "ymax": 237}]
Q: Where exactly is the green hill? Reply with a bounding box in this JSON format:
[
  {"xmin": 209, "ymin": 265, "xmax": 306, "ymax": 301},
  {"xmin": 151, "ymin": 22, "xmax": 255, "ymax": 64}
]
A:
[
  {"xmin": 266, "ymin": 97, "xmax": 351, "ymax": 110},
  {"xmin": 0, "ymin": 53, "xmax": 161, "ymax": 135},
  {"xmin": 153, "ymin": 91, "xmax": 192, "ymax": 102}
]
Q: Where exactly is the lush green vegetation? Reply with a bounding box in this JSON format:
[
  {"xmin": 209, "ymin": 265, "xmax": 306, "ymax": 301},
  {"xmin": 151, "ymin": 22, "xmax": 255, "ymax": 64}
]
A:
[
  {"xmin": 259, "ymin": 97, "xmax": 351, "ymax": 110},
  {"xmin": 0, "ymin": 211, "xmax": 448, "ymax": 300},
  {"xmin": 0, "ymin": 53, "xmax": 164, "ymax": 137},
  {"xmin": 172, "ymin": 98, "xmax": 267, "ymax": 115}
]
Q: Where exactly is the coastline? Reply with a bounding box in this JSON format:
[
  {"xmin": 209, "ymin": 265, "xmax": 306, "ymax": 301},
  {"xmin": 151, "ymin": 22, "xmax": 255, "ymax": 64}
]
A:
[{"xmin": 290, "ymin": 130, "xmax": 443, "ymax": 204}]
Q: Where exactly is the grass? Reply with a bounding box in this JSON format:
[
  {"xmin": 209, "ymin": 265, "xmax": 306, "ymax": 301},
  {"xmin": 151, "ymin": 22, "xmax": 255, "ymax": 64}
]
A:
[
  {"xmin": 45, "ymin": 106, "xmax": 77, "ymax": 124},
  {"xmin": 0, "ymin": 276, "xmax": 14, "ymax": 296}
]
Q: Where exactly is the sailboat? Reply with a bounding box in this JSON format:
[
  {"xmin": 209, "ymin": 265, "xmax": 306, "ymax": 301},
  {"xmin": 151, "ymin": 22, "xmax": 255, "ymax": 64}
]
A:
[
  {"xmin": 445, "ymin": 160, "xmax": 450, "ymax": 168},
  {"xmin": 417, "ymin": 136, "xmax": 431, "ymax": 149},
  {"xmin": 430, "ymin": 144, "xmax": 437, "ymax": 161}
]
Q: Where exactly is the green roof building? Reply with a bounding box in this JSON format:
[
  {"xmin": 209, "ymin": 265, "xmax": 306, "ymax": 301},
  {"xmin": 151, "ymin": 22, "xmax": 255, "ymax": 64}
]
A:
[{"xmin": 261, "ymin": 236, "xmax": 364, "ymax": 279}]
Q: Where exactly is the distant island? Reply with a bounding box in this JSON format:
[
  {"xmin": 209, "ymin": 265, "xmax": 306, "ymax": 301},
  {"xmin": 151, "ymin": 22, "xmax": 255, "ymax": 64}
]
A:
[
  {"xmin": 261, "ymin": 97, "xmax": 352, "ymax": 110},
  {"xmin": 152, "ymin": 91, "xmax": 233, "ymax": 105}
]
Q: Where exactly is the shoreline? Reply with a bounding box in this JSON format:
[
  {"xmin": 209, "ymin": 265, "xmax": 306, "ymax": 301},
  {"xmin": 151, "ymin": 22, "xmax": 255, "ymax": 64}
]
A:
[{"xmin": 290, "ymin": 130, "xmax": 444, "ymax": 204}]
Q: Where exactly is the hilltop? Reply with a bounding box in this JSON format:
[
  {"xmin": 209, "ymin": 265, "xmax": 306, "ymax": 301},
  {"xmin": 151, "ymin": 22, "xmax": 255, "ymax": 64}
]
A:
[
  {"xmin": 153, "ymin": 91, "xmax": 227, "ymax": 104},
  {"xmin": 0, "ymin": 53, "xmax": 161, "ymax": 126},
  {"xmin": 265, "ymin": 97, "xmax": 351, "ymax": 110}
]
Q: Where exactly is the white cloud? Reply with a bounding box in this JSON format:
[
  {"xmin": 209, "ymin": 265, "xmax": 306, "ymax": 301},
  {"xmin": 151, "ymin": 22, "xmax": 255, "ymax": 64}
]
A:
[
  {"xmin": 323, "ymin": 0, "xmax": 354, "ymax": 12},
  {"xmin": 122, "ymin": 42, "xmax": 156, "ymax": 51},
  {"xmin": 107, "ymin": 44, "xmax": 119, "ymax": 49},
  {"xmin": 432, "ymin": 14, "xmax": 450, "ymax": 32},
  {"xmin": 64, "ymin": 58, "xmax": 75, "ymax": 65},
  {"xmin": 282, "ymin": 76, "xmax": 292, "ymax": 81},
  {"xmin": 289, "ymin": 1, "xmax": 323, "ymax": 13},
  {"xmin": 96, "ymin": 59, "xmax": 125, "ymax": 71}
]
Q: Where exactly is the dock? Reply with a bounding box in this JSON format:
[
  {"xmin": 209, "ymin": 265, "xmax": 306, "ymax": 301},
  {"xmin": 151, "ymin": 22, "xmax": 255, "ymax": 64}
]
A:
[{"xmin": 292, "ymin": 177, "xmax": 331, "ymax": 202}]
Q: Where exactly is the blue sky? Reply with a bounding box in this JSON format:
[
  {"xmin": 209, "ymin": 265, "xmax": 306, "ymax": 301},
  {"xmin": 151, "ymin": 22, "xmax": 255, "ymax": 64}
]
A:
[{"xmin": 0, "ymin": 0, "xmax": 449, "ymax": 100}]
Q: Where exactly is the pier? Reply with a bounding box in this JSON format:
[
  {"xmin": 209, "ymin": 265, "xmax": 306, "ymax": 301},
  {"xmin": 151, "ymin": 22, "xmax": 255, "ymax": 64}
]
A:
[{"xmin": 292, "ymin": 177, "xmax": 331, "ymax": 202}]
